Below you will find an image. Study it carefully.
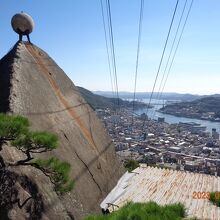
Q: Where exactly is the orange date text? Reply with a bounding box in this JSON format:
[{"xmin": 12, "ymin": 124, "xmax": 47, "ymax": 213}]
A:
[{"xmin": 192, "ymin": 192, "xmax": 210, "ymax": 199}]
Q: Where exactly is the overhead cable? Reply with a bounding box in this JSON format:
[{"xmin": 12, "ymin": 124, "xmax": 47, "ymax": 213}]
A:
[
  {"xmin": 159, "ymin": 0, "xmax": 194, "ymax": 102},
  {"xmin": 106, "ymin": 0, "xmax": 120, "ymax": 108},
  {"xmin": 151, "ymin": 0, "xmax": 188, "ymax": 119},
  {"xmin": 131, "ymin": 0, "xmax": 145, "ymax": 126},
  {"xmin": 142, "ymin": 0, "xmax": 180, "ymax": 129},
  {"xmin": 100, "ymin": 0, "xmax": 115, "ymax": 100}
]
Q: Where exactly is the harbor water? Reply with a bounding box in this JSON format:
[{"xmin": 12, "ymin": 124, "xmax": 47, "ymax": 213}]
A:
[{"xmin": 134, "ymin": 99, "xmax": 220, "ymax": 133}]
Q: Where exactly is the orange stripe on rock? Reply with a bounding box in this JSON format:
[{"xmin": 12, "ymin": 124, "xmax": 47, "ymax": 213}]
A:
[{"xmin": 24, "ymin": 43, "xmax": 96, "ymax": 149}]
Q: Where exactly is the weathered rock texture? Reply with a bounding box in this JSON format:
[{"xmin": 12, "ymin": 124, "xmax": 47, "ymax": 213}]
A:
[{"xmin": 0, "ymin": 42, "xmax": 124, "ymax": 220}]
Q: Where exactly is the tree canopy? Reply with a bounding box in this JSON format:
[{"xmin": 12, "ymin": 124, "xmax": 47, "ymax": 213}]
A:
[{"xmin": 0, "ymin": 113, "xmax": 74, "ymax": 193}]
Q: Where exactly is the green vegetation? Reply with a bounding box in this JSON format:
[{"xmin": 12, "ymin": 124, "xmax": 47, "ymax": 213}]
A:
[
  {"xmin": 209, "ymin": 192, "xmax": 220, "ymax": 207},
  {"xmin": 0, "ymin": 113, "xmax": 74, "ymax": 193},
  {"xmin": 33, "ymin": 157, "xmax": 74, "ymax": 193},
  {"xmin": 160, "ymin": 96, "xmax": 220, "ymax": 120},
  {"xmin": 124, "ymin": 160, "xmax": 139, "ymax": 172},
  {"xmin": 84, "ymin": 201, "xmax": 187, "ymax": 220},
  {"xmin": 77, "ymin": 86, "xmax": 148, "ymax": 110}
]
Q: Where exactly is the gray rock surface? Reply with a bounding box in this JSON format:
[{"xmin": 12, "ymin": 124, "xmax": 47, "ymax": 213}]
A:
[{"xmin": 0, "ymin": 42, "xmax": 124, "ymax": 220}]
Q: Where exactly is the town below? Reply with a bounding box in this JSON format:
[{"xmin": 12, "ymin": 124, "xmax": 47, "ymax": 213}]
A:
[{"xmin": 96, "ymin": 108, "xmax": 220, "ymax": 176}]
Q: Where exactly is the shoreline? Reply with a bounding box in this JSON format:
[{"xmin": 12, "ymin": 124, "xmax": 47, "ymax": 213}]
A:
[{"xmin": 157, "ymin": 110, "xmax": 220, "ymax": 123}]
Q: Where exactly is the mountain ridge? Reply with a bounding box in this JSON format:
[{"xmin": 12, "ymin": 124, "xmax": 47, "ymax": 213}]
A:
[
  {"xmin": 94, "ymin": 91, "xmax": 202, "ymax": 101},
  {"xmin": 77, "ymin": 86, "xmax": 148, "ymax": 110}
]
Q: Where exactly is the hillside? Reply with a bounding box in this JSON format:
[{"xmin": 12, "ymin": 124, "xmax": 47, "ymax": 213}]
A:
[
  {"xmin": 160, "ymin": 95, "xmax": 220, "ymax": 121},
  {"xmin": 0, "ymin": 42, "xmax": 124, "ymax": 220},
  {"xmin": 77, "ymin": 86, "xmax": 149, "ymax": 110},
  {"xmin": 94, "ymin": 91, "xmax": 201, "ymax": 102}
]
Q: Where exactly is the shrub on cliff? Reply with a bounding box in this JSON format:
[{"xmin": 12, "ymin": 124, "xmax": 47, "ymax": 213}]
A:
[
  {"xmin": 0, "ymin": 113, "xmax": 74, "ymax": 193},
  {"xmin": 124, "ymin": 159, "xmax": 139, "ymax": 172}
]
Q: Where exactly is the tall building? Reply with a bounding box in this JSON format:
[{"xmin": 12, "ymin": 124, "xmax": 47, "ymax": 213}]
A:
[{"xmin": 212, "ymin": 128, "xmax": 219, "ymax": 140}]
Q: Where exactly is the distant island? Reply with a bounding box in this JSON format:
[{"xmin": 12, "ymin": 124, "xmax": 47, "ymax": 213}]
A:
[
  {"xmin": 77, "ymin": 86, "xmax": 151, "ymax": 110},
  {"xmin": 159, "ymin": 95, "xmax": 220, "ymax": 122}
]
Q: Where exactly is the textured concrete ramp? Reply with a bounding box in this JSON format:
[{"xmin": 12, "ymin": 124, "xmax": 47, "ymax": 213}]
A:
[{"xmin": 0, "ymin": 42, "xmax": 124, "ymax": 220}]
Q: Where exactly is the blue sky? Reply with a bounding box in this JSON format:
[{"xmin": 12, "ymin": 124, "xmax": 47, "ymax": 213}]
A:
[{"xmin": 1, "ymin": 0, "xmax": 220, "ymax": 95}]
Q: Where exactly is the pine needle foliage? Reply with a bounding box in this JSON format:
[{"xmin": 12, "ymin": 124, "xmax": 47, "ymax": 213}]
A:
[
  {"xmin": 0, "ymin": 113, "xmax": 29, "ymax": 139},
  {"xmin": 0, "ymin": 113, "xmax": 74, "ymax": 193},
  {"xmin": 33, "ymin": 157, "xmax": 74, "ymax": 193},
  {"xmin": 12, "ymin": 131, "xmax": 58, "ymax": 152}
]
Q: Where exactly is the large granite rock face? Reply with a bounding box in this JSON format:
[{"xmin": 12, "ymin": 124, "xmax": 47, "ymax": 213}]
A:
[{"xmin": 0, "ymin": 42, "xmax": 124, "ymax": 220}]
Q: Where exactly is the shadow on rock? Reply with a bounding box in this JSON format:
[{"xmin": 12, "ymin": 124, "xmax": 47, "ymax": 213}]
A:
[{"xmin": 0, "ymin": 168, "xmax": 44, "ymax": 220}]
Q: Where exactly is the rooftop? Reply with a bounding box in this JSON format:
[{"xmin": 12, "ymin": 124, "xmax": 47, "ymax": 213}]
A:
[{"xmin": 101, "ymin": 165, "xmax": 220, "ymax": 219}]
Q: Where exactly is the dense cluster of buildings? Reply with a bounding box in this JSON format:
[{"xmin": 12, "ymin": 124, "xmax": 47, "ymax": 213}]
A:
[{"xmin": 96, "ymin": 108, "xmax": 220, "ymax": 176}]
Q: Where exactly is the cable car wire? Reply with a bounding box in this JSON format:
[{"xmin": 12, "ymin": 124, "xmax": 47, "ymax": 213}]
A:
[
  {"xmin": 151, "ymin": 0, "xmax": 188, "ymax": 119},
  {"xmin": 142, "ymin": 0, "xmax": 180, "ymax": 130},
  {"xmin": 131, "ymin": 0, "xmax": 145, "ymax": 126},
  {"xmin": 100, "ymin": 0, "xmax": 115, "ymax": 101},
  {"xmin": 106, "ymin": 0, "xmax": 120, "ymax": 108},
  {"xmin": 159, "ymin": 0, "xmax": 194, "ymax": 104}
]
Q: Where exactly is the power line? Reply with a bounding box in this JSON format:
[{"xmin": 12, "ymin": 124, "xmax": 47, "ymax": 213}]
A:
[
  {"xmin": 100, "ymin": 0, "xmax": 115, "ymax": 100},
  {"xmin": 105, "ymin": 0, "xmax": 118, "ymax": 110},
  {"xmin": 142, "ymin": 0, "xmax": 180, "ymax": 130},
  {"xmin": 106, "ymin": 0, "xmax": 120, "ymax": 108},
  {"xmin": 105, "ymin": 0, "xmax": 115, "ymax": 95},
  {"xmin": 159, "ymin": 0, "xmax": 194, "ymax": 103},
  {"xmin": 131, "ymin": 0, "xmax": 145, "ymax": 126},
  {"xmin": 151, "ymin": 0, "xmax": 188, "ymax": 119}
]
